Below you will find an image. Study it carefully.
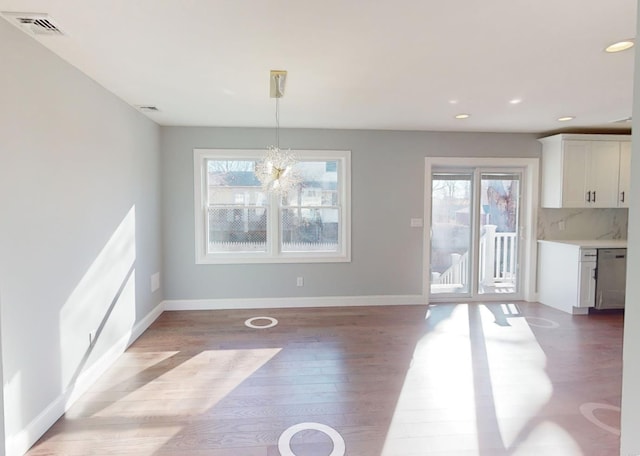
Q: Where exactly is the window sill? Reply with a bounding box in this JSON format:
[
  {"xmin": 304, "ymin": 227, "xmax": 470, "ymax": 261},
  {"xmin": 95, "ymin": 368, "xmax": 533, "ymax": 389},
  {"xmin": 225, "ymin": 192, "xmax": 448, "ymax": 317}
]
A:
[{"xmin": 195, "ymin": 253, "xmax": 351, "ymax": 265}]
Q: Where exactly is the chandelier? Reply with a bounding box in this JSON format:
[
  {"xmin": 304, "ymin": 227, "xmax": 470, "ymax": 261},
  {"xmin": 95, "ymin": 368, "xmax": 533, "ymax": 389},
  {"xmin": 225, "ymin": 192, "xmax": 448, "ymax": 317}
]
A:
[{"xmin": 255, "ymin": 70, "xmax": 300, "ymax": 195}]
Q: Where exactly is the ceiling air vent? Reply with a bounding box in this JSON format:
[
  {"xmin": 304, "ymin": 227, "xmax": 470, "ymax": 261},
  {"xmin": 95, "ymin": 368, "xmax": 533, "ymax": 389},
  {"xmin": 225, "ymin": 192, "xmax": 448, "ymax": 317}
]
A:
[
  {"xmin": 136, "ymin": 106, "xmax": 160, "ymax": 113},
  {"xmin": 1, "ymin": 12, "xmax": 63, "ymax": 35},
  {"xmin": 610, "ymin": 116, "xmax": 632, "ymax": 123}
]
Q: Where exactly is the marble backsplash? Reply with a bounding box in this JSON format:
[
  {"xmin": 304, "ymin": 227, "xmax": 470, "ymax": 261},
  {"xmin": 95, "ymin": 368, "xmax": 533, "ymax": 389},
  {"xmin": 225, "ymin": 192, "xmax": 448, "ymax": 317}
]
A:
[{"xmin": 537, "ymin": 208, "xmax": 628, "ymax": 240}]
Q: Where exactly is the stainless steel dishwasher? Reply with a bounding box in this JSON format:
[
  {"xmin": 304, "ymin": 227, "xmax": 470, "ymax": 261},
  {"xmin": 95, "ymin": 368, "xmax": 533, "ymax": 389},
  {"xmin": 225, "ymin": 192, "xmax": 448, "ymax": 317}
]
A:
[{"xmin": 595, "ymin": 248, "xmax": 627, "ymax": 310}]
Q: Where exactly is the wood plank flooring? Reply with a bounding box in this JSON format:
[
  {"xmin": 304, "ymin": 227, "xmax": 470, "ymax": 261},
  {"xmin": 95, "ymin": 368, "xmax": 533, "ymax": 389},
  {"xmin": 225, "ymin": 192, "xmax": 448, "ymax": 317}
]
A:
[{"xmin": 26, "ymin": 302, "xmax": 623, "ymax": 455}]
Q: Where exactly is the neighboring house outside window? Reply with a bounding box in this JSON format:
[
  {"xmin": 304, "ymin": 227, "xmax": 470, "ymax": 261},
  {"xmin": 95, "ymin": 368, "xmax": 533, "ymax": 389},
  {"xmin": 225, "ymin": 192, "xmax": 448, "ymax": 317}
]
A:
[{"xmin": 194, "ymin": 149, "xmax": 351, "ymax": 264}]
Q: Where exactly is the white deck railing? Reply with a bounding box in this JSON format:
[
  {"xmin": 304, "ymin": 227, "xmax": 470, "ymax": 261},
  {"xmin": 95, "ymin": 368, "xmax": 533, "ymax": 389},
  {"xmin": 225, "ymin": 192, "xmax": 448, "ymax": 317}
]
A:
[
  {"xmin": 437, "ymin": 251, "xmax": 469, "ymax": 285},
  {"xmin": 435, "ymin": 225, "xmax": 517, "ymax": 287},
  {"xmin": 480, "ymin": 225, "xmax": 517, "ymax": 284}
]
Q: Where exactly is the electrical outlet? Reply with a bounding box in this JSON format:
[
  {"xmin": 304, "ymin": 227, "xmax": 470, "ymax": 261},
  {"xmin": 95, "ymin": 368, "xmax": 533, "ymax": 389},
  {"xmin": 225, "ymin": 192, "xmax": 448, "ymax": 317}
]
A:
[
  {"xmin": 558, "ymin": 220, "xmax": 566, "ymax": 231},
  {"xmin": 296, "ymin": 277, "xmax": 304, "ymax": 287}
]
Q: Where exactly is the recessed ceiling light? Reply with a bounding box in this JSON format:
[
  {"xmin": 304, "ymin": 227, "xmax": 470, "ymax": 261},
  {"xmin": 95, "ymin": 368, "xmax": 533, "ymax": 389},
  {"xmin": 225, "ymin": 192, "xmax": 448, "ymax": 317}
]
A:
[
  {"xmin": 455, "ymin": 113, "xmax": 470, "ymax": 119},
  {"xmin": 509, "ymin": 98, "xmax": 523, "ymax": 105},
  {"xmin": 605, "ymin": 40, "xmax": 635, "ymax": 53},
  {"xmin": 449, "ymin": 99, "xmax": 459, "ymax": 105},
  {"xmin": 557, "ymin": 116, "xmax": 575, "ymax": 122}
]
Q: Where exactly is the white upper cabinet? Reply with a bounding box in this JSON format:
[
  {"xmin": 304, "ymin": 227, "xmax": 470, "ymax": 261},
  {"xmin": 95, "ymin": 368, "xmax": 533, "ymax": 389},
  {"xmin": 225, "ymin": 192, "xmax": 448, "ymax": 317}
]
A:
[
  {"xmin": 560, "ymin": 140, "xmax": 591, "ymax": 207},
  {"xmin": 539, "ymin": 134, "xmax": 631, "ymax": 208},
  {"xmin": 618, "ymin": 141, "xmax": 632, "ymax": 208},
  {"xmin": 587, "ymin": 140, "xmax": 622, "ymax": 207}
]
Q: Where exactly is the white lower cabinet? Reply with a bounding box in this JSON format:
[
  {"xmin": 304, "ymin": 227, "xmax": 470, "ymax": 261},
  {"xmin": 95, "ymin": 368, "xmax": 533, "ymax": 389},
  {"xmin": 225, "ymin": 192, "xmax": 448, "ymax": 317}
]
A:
[
  {"xmin": 538, "ymin": 240, "xmax": 627, "ymax": 314},
  {"xmin": 538, "ymin": 241, "xmax": 590, "ymax": 315},
  {"xmin": 578, "ymin": 249, "xmax": 597, "ymax": 309}
]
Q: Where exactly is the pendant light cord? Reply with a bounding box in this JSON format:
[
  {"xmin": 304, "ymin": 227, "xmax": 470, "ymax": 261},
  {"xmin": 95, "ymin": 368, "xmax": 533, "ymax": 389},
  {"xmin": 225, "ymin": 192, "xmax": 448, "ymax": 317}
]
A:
[
  {"xmin": 275, "ymin": 74, "xmax": 281, "ymax": 150},
  {"xmin": 276, "ymin": 96, "xmax": 280, "ymax": 150}
]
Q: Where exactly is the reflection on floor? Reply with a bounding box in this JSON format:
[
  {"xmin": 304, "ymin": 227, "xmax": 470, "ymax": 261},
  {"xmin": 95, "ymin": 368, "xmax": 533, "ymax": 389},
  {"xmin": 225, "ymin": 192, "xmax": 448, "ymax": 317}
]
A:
[
  {"xmin": 431, "ymin": 282, "xmax": 516, "ymax": 295},
  {"xmin": 26, "ymin": 302, "xmax": 623, "ymax": 455}
]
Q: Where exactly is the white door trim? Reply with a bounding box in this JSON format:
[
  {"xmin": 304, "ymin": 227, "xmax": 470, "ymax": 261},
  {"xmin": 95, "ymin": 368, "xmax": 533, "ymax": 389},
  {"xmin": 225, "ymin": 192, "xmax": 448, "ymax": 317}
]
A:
[{"xmin": 424, "ymin": 157, "xmax": 539, "ymax": 303}]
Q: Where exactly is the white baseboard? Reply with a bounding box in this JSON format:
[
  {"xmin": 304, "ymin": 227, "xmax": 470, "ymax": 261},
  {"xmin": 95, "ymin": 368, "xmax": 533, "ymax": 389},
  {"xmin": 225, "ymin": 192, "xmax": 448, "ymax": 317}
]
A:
[
  {"xmin": 7, "ymin": 301, "xmax": 165, "ymax": 456},
  {"xmin": 163, "ymin": 294, "xmax": 426, "ymax": 311},
  {"xmin": 65, "ymin": 301, "xmax": 165, "ymax": 406}
]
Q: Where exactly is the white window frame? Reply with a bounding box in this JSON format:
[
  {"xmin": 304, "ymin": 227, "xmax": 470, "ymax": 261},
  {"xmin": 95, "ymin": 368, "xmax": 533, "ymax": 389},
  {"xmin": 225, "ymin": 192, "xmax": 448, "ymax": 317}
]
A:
[{"xmin": 194, "ymin": 148, "xmax": 351, "ymax": 264}]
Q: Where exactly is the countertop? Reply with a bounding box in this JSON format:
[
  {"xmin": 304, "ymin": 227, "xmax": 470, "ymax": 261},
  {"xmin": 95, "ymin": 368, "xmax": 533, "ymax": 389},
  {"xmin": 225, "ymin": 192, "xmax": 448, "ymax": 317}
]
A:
[{"xmin": 538, "ymin": 239, "xmax": 627, "ymax": 248}]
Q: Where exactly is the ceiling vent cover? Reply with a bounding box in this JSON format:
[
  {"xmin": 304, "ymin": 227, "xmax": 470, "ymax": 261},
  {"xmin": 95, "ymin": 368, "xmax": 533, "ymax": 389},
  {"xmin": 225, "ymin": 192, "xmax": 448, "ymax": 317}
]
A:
[
  {"xmin": 610, "ymin": 116, "xmax": 632, "ymax": 123},
  {"xmin": 1, "ymin": 12, "xmax": 63, "ymax": 35},
  {"xmin": 136, "ymin": 105, "xmax": 160, "ymax": 112}
]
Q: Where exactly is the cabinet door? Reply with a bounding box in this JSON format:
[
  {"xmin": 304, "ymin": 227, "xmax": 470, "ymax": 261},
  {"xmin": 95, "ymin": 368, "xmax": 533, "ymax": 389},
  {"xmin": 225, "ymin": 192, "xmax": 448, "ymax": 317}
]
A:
[
  {"xmin": 578, "ymin": 261, "xmax": 596, "ymax": 308},
  {"xmin": 618, "ymin": 141, "xmax": 631, "ymax": 208},
  {"xmin": 588, "ymin": 141, "xmax": 621, "ymax": 208},
  {"xmin": 562, "ymin": 141, "xmax": 590, "ymax": 207}
]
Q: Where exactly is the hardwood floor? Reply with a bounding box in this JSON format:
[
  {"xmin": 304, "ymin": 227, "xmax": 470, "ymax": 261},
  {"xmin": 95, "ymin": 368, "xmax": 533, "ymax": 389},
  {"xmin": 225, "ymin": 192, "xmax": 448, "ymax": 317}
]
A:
[{"xmin": 26, "ymin": 302, "xmax": 623, "ymax": 455}]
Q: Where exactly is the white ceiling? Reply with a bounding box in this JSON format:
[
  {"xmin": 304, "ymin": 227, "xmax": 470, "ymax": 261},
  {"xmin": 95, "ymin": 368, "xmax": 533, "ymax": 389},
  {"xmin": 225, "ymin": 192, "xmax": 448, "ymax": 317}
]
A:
[{"xmin": 0, "ymin": 0, "xmax": 636, "ymax": 134}]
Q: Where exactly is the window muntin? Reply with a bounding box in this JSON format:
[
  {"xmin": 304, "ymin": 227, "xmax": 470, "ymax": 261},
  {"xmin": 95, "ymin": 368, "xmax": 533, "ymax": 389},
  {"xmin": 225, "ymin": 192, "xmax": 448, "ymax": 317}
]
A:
[{"xmin": 194, "ymin": 150, "xmax": 350, "ymax": 264}]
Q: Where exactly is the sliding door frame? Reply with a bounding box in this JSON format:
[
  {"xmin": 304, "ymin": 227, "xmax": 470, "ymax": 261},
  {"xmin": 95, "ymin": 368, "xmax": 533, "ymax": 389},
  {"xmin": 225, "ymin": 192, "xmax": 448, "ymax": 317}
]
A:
[{"xmin": 424, "ymin": 157, "xmax": 539, "ymax": 303}]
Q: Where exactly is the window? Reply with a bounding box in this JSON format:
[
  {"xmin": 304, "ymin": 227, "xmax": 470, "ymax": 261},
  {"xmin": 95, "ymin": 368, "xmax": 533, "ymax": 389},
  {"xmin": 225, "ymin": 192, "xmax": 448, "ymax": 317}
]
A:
[{"xmin": 194, "ymin": 149, "xmax": 351, "ymax": 264}]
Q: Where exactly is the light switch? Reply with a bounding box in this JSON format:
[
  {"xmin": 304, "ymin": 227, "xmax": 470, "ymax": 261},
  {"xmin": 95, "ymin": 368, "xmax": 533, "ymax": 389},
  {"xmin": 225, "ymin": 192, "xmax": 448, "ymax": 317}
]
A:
[{"xmin": 410, "ymin": 218, "xmax": 423, "ymax": 228}]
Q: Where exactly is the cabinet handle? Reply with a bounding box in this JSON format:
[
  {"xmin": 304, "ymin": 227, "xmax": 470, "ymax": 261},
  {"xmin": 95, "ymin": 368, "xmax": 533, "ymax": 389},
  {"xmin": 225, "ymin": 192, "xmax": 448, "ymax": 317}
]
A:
[
  {"xmin": 593, "ymin": 191, "xmax": 596, "ymax": 202},
  {"xmin": 621, "ymin": 191, "xmax": 625, "ymax": 203},
  {"xmin": 586, "ymin": 191, "xmax": 591, "ymax": 202}
]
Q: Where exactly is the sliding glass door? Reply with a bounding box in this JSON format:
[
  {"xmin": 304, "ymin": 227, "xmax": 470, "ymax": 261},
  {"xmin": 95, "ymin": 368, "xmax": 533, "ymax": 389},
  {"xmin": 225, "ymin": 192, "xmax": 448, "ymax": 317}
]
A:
[
  {"xmin": 429, "ymin": 168, "xmax": 523, "ymax": 300},
  {"xmin": 430, "ymin": 173, "xmax": 473, "ymax": 295},
  {"xmin": 478, "ymin": 172, "xmax": 521, "ymax": 295}
]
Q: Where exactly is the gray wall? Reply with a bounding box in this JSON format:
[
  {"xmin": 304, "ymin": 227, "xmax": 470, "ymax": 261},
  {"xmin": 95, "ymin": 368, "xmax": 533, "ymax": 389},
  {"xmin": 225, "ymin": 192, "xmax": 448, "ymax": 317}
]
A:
[
  {"xmin": 620, "ymin": 1, "xmax": 640, "ymax": 452},
  {"xmin": 162, "ymin": 127, "xmax": 540, "ymax": 300},
  {"xmin": 0, "ymin": 18, "xmax": 162, "ymax": 452}
]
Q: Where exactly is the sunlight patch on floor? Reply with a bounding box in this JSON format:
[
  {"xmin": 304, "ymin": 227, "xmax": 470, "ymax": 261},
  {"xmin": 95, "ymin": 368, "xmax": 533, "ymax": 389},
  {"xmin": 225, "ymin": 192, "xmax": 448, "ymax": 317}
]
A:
[
  {"xmin": 381, "ymin": 304, "xmax": 477, "ymax": 455},
  {"xmin": 510, "ymin": 421, "xmax": 583, "ymax": 455},
  {"xmin": 381, "ymin": 303, "xmax": 584, "ymax": 455},
  {"xmin": 477, "ymin": 305, "xmax": 582, "ymax": 454},
  {"xmin": 68, "ymin": 348, "xmax": 282, "ymax": 418}
]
